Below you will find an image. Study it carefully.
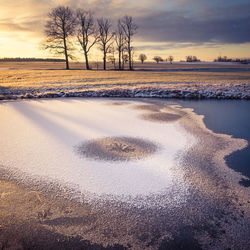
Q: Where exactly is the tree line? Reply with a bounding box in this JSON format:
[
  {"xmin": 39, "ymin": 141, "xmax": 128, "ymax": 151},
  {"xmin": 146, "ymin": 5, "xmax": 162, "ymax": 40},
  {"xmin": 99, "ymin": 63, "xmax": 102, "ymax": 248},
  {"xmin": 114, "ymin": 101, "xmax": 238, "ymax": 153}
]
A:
[
  {"xmin": 0, "ymin": 57, "xmax": 65, "ymax": 62},
  {"xmin": 137, "ymin": 55, "xmax": 174, "ymax": 64},
  {"xmin": 138, "ymin": 55, "xmax": 199, "ymax": 64},
  {"xmin": 44, "ymin": 6, "xmax": 137, "ymax": 70}
]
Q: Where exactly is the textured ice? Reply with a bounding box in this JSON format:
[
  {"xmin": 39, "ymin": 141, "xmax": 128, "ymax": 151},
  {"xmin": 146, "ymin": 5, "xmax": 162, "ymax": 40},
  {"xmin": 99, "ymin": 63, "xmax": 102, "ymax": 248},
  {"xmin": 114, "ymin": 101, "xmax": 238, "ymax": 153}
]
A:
[{"xmin": 0, "ymin": 99, "xmax": 196, "ymax": 202}]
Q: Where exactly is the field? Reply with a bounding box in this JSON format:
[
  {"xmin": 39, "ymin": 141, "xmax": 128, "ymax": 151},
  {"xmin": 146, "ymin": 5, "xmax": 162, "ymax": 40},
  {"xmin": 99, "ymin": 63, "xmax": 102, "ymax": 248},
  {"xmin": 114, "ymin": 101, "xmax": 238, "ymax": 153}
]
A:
[{"xmin": 0, "ymin": 61, "xmax": 250, "ymax": 100}]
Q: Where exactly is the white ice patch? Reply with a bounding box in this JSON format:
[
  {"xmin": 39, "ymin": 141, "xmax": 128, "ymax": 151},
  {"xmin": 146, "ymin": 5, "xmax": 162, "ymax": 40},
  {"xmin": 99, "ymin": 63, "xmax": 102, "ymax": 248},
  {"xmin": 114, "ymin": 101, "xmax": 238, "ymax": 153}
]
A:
[{"xmin": 0, "ymin": 99, "xmax": 196, "ymax": 204}]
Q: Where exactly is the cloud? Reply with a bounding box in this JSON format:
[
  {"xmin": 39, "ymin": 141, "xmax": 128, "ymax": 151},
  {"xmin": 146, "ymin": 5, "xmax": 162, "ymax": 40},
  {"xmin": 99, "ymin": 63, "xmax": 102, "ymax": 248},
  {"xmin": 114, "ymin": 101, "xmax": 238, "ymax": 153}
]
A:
[
  {"xmin": 136, "ymin": 42, "xmax": 202, "ymax": 51},
  {"xmin": 0, "ymin": 19, "xmax": 43, "ymax": 34},
  {"xmin": 136, "ymin": 3, "xmax": 250, "ymax": 44},
  {"xmin": 0, "ymin": 0, "xmax": 249, "ymax": 47}
]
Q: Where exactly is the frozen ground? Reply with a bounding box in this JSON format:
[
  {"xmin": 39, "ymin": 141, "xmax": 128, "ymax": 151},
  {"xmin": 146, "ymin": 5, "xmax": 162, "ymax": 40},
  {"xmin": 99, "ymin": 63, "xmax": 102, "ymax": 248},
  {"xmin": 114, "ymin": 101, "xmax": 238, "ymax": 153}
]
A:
[
  {"xmin": 0, "ymin": 62, "xmax": 250, "ymax": 100},
  {"xmin": 0, "ymin": 98, "xmax": 249, "ymax": 249}
]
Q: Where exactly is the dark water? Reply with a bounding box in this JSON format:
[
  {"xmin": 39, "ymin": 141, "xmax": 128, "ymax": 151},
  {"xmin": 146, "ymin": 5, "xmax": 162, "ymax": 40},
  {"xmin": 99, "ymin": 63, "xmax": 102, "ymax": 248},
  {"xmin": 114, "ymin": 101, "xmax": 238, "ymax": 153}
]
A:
[{"xmin": 176, "ymin": 100, "xmax": 250, "ymax": 187}]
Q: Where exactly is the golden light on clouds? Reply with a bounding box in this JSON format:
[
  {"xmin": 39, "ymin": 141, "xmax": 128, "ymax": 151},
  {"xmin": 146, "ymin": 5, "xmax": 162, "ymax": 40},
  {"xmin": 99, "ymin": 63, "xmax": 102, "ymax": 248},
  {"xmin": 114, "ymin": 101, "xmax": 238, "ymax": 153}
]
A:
[{"xmin": 0, "ymin": 0, "xmax": 249, "ymax": 61}]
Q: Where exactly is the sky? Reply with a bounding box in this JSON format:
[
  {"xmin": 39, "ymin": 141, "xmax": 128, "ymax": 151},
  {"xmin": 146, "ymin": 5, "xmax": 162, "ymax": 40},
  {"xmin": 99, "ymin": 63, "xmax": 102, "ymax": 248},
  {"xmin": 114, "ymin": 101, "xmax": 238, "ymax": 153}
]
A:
[{"xmin": 0, "ymin": 0, "xmax": 250, "ymax": 61}]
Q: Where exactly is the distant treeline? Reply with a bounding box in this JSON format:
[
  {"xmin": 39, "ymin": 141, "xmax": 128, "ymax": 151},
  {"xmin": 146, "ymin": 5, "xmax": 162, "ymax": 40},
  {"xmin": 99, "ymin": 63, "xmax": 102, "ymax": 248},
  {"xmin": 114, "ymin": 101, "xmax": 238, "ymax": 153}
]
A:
[
  {"xmin": 214, "ymin": 56, "xmax": 250, "ymax": 64},
  {"xmin": 0, "ymin": 58, "xmax": 65, "ymax": 62}
]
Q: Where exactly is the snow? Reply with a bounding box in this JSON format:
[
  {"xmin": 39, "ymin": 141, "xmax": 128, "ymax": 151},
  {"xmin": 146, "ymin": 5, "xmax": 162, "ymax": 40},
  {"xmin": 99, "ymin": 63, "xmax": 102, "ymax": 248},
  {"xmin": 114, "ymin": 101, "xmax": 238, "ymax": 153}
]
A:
[{"xmin": 0, "ymin": 98, "xmax": 196, "ymax": 205}]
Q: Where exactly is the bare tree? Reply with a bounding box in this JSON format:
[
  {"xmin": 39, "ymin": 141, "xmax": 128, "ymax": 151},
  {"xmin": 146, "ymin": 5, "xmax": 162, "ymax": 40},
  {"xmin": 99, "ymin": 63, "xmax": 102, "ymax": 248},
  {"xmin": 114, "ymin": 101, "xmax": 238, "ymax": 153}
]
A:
[
  {"xmin": 192, "ymin": 56, "xmax": 198, "ymax": 62},
  {"xmin": 122, "ymin": 53, "xmax": 128, "ymax": 69},
  {"xmin": 44, "ymin": 6, "xmax": 76, "ymax": 70},
  {"xmin": 115, "ymin": 20, "xmax": 125, "ymax": 70},
  {"xmin": 131, "ymin": 46, "xmax": 136, "ymax": 69},
  {"xmin": 186, "ymin": 55, "xmax": 193, "ymax": 62},
  {"xmin": 97, "ymin": 18, "xmax": 114, "ymax": 70},
  {"xmin": 215, "ymin": 56, "xmax": 232, "ymax": 62},
  {"xmin": 186, "ymin": 55, "xmax": 199, "ymax": 62},
  {"xmin": 108, "ymin": 45, "xmax": 116, "ymax": 69},
  {"xmin": 168, "ymin": 55, "xmax": 174, "ymax": 64},
  {"xmin": 121, "ymin": 16, "xmax": 137, "ymax": 70},
  {"xmin": 76, "ymin": 9, "xmax": 99, "ymax": 70},
  {"xmin": 139, "ymin": 54, "xmax": 147, "ymax": 64},
  {"xmin": 153, "ymin": 56, "xmax": 163, "ymax": 64}
]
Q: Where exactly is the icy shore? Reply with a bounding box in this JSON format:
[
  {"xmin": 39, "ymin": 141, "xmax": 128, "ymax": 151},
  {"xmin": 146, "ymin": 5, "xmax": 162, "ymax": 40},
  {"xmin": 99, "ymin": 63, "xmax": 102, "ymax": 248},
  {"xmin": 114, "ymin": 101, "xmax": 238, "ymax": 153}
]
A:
[{"xmin": 1, "ymin": 85, "xmax": 250, "ymax": 100}]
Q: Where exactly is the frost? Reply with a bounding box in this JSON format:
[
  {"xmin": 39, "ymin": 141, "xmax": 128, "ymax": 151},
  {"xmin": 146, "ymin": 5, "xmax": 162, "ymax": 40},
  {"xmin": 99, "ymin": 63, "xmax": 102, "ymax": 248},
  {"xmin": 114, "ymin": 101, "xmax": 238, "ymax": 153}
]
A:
[{"xmin": 0, "ymin": 68, "xmax": 249, "ymax": 100}]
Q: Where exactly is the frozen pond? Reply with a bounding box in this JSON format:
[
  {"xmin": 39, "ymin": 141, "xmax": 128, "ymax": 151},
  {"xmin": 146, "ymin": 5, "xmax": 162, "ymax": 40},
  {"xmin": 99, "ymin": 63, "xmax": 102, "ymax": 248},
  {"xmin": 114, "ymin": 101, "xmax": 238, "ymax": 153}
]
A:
[
  {"xmin": 0, "ymin": 98, "xmax": 198, "ymax": 205},
  {"xmin": 0, "ymin": 98, "xmax": 249, "ymax": 249}
]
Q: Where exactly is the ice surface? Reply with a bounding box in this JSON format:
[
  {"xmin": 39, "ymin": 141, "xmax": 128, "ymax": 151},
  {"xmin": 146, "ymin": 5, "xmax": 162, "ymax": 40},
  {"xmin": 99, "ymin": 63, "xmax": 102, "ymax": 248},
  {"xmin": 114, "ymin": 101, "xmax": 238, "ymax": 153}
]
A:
[{"xmin": 0, "ymin": 99, "xmax": 196, "ymax": 203}]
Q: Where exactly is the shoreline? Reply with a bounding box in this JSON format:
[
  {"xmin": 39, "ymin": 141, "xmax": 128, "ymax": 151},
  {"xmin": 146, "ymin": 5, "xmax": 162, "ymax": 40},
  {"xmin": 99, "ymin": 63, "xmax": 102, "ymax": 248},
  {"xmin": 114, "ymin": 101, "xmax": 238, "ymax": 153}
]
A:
[{"xmin": 1, "ymin": 87, "xmax": 250, "ymax": 101}]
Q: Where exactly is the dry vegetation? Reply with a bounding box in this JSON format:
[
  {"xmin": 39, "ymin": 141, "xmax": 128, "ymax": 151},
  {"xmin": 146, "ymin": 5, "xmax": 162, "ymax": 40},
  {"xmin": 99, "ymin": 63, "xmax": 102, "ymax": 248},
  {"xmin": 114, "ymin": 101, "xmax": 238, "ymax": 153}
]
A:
[{"xmin": 0, "ymin": 61, "xmax": 250, "ymax": 100}]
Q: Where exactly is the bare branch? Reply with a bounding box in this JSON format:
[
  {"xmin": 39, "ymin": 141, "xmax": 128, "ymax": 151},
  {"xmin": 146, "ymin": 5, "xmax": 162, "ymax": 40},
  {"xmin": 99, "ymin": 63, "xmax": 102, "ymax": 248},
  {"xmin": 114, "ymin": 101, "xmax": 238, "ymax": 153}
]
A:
[
  {"xmin": 43, "ymin": 6, "xmax": 76, "ymax": 69},
  {"xmin": 97, "ymin": 18, "xmax": 114, "ymax": 70},
  {"xmin": 76, "ymin": 9, "xmax": 99, "ymax": 69},
  {"xmin": 120, "ymin": 16, "xmax": 137, "ymax": 70}
]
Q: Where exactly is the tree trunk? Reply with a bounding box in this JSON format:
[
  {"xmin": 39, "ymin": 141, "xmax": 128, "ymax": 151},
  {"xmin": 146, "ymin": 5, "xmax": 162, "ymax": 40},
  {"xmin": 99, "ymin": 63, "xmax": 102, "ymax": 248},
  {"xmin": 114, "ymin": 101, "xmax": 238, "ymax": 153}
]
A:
[
  {"xmin": 103, "ymin": 53, "xmax": 106, "ymax": 70},
  {"xmin": 118, "ymin": 49, "xmax": 121, "ymax": 70},
  {"xmin": 122, "ymin": 50, "xmax": 124, "ymax": 69},
  {"xmin": 128, "ymin": 47, "xmax": 132, "ymax": 70},
  {"xmin": 128, "ymin": 38, "xmax": 133, "ymax": 70},
  {"xmin": 84, "ymin": 50, "xmax": 90, "ymax": 70},
  {"xmin": 63, "ymin": 37, "xmax": 69, "ymax": 70}
]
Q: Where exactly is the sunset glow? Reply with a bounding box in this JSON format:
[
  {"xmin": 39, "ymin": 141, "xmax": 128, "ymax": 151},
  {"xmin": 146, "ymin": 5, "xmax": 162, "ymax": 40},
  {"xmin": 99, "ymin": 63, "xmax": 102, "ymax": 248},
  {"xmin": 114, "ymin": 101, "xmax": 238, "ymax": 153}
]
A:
[{"xmin": 0, "ymin": 0, "xmax": 249, "ymax": 61}]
